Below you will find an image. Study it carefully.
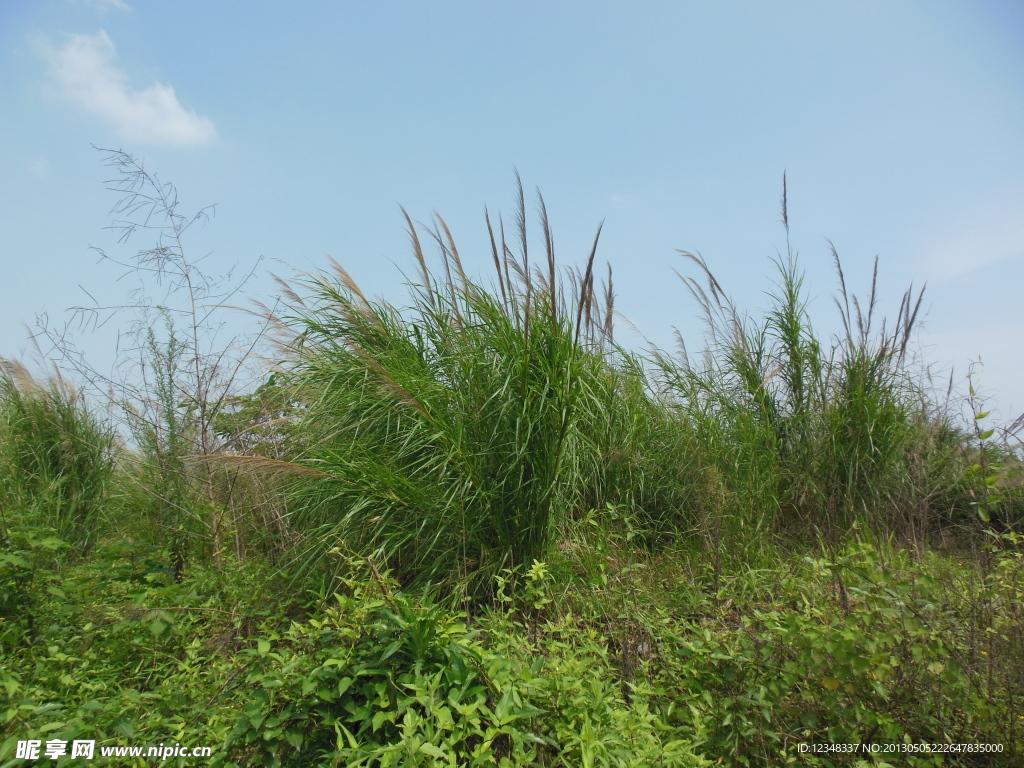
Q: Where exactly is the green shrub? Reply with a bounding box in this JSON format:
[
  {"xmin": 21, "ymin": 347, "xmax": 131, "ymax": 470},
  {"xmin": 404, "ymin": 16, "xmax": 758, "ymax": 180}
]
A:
[{"xmin": 225, "ymin": 585, "xmax": 550, "ymax": 766}]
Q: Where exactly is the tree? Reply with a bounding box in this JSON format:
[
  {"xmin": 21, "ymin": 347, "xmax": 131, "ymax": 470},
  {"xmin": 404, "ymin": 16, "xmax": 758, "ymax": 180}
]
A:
[{"xmin": 41, "ymin": 148, "xmax": 269, "ymax": 573}]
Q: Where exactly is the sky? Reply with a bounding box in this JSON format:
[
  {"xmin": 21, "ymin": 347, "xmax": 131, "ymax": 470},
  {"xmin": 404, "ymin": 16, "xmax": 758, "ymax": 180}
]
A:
[{"xmin": 2, "ymin": 0, "xmax": 1023, "ymax": 425}]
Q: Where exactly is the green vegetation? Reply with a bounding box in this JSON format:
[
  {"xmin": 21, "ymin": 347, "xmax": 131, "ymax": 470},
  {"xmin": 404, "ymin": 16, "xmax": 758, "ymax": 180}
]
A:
[{"xmin": 2, "ymin": 155, "xmax": 1023, "ymax": 766}]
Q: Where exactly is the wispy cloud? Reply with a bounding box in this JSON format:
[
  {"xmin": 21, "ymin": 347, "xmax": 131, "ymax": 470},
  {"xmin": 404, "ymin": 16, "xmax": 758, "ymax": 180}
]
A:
[
  {"xmin": 42, "ymin": 30, "xmax": 216, "ymax": 148},
  {"xmin": 79, "ymin": 0, "xmax": 131, "ymax": 13},
  {"xmin": 917, "ymin": 208, "xmax": 1024, "ymax": 283}
]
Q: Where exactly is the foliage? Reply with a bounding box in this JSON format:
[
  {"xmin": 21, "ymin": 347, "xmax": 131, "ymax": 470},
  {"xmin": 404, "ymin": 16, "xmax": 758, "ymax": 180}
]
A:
[
  {"xmin": 223, "ymin": 578, "xmax": 553, "ymax": 767},
  {"xmin": 0, "ymin": 519, "xmax": 70, "ymax": 648},
  {"xmin": 650, "ymin": 540, "xmax": 1020, "ymax": 766},
  {"xmin": 3, "ymin": 518, "xmax": 1022, "ymax": 767}
]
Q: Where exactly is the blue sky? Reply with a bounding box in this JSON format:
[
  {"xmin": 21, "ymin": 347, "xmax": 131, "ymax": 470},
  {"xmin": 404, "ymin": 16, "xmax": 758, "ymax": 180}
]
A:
[{"xmin": 2, "ymin": 0, "xmax": 1023, "ymax": 423}]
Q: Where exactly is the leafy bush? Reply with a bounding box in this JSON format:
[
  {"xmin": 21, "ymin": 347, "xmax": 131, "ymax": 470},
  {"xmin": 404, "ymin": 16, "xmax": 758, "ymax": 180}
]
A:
[
  {"xmin": 226, "ymin": 584, "xmax": 550, "ymax": 766},
  {"xmin": 0, "ymin": 548, "xmax": 276, "ymax": 763},
  {"xmin": 0, "ymin": 521, "xmax": 70, "ymax": 648}
]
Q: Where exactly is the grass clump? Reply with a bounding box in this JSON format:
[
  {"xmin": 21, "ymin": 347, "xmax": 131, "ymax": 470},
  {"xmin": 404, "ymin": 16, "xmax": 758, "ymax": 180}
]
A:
[
  {"xmin": 0, "ymin": 359, "xmax": 115, "ymax": 554},
  {"xmin": 275, "ymin": 183, "xmax": 618, "ymax": 597},
  {"xmin": 655, "ymin": 234, "xmax": 952, "ymax": 545}
]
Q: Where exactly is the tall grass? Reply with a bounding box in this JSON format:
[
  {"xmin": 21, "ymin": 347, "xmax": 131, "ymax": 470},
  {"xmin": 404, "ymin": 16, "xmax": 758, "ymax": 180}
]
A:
[
  {"xmin": 27, "ymin": 164, "xmax": 995, "ymax": 595},
  {"xmin": 275, "ymin": 183, "xmax": 618, "ymax": 595},
  {"xmin": 243, "ymin": 179, "xmax": 1013, "ymax": 597},
  {"xmin": 655, "ymin": 219, "xmax": 955, "ymax": 543},
  {"xmin": 0, "ymin": 359, "xmax": 115, "ymax": 553}
]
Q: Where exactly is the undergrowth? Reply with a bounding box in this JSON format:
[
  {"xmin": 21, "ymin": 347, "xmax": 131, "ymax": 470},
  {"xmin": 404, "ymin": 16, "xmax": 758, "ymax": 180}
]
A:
[{"xmin": 3, "ymin": 530, "xmax": 1022, "ymax": 766}]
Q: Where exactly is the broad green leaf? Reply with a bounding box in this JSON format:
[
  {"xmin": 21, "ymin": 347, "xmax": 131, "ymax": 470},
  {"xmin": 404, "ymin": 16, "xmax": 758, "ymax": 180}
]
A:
[{"xmin": 418, "ymin": 743, "xmax": 446, "ymax": 758}]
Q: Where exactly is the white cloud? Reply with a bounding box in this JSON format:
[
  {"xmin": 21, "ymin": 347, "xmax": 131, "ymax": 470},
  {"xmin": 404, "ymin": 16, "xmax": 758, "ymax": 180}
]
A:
[
  {"xmin": 44, "ymin": 30, "xmax": 216, "ymax": 148},
  {"xmin": 27, "ymin": 157, "xmax": 52, "ymax": 182},
  {"xmin": 915, "ymin": 198, "xmax": 1024, "ymax": 283},
  {"xmin": 80, "ymin": 0, "xmax": 131, "ymax": 12},
  {"xmin": 921, "ymin": 229, "xmax": 1023, "ymax": 283}
]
